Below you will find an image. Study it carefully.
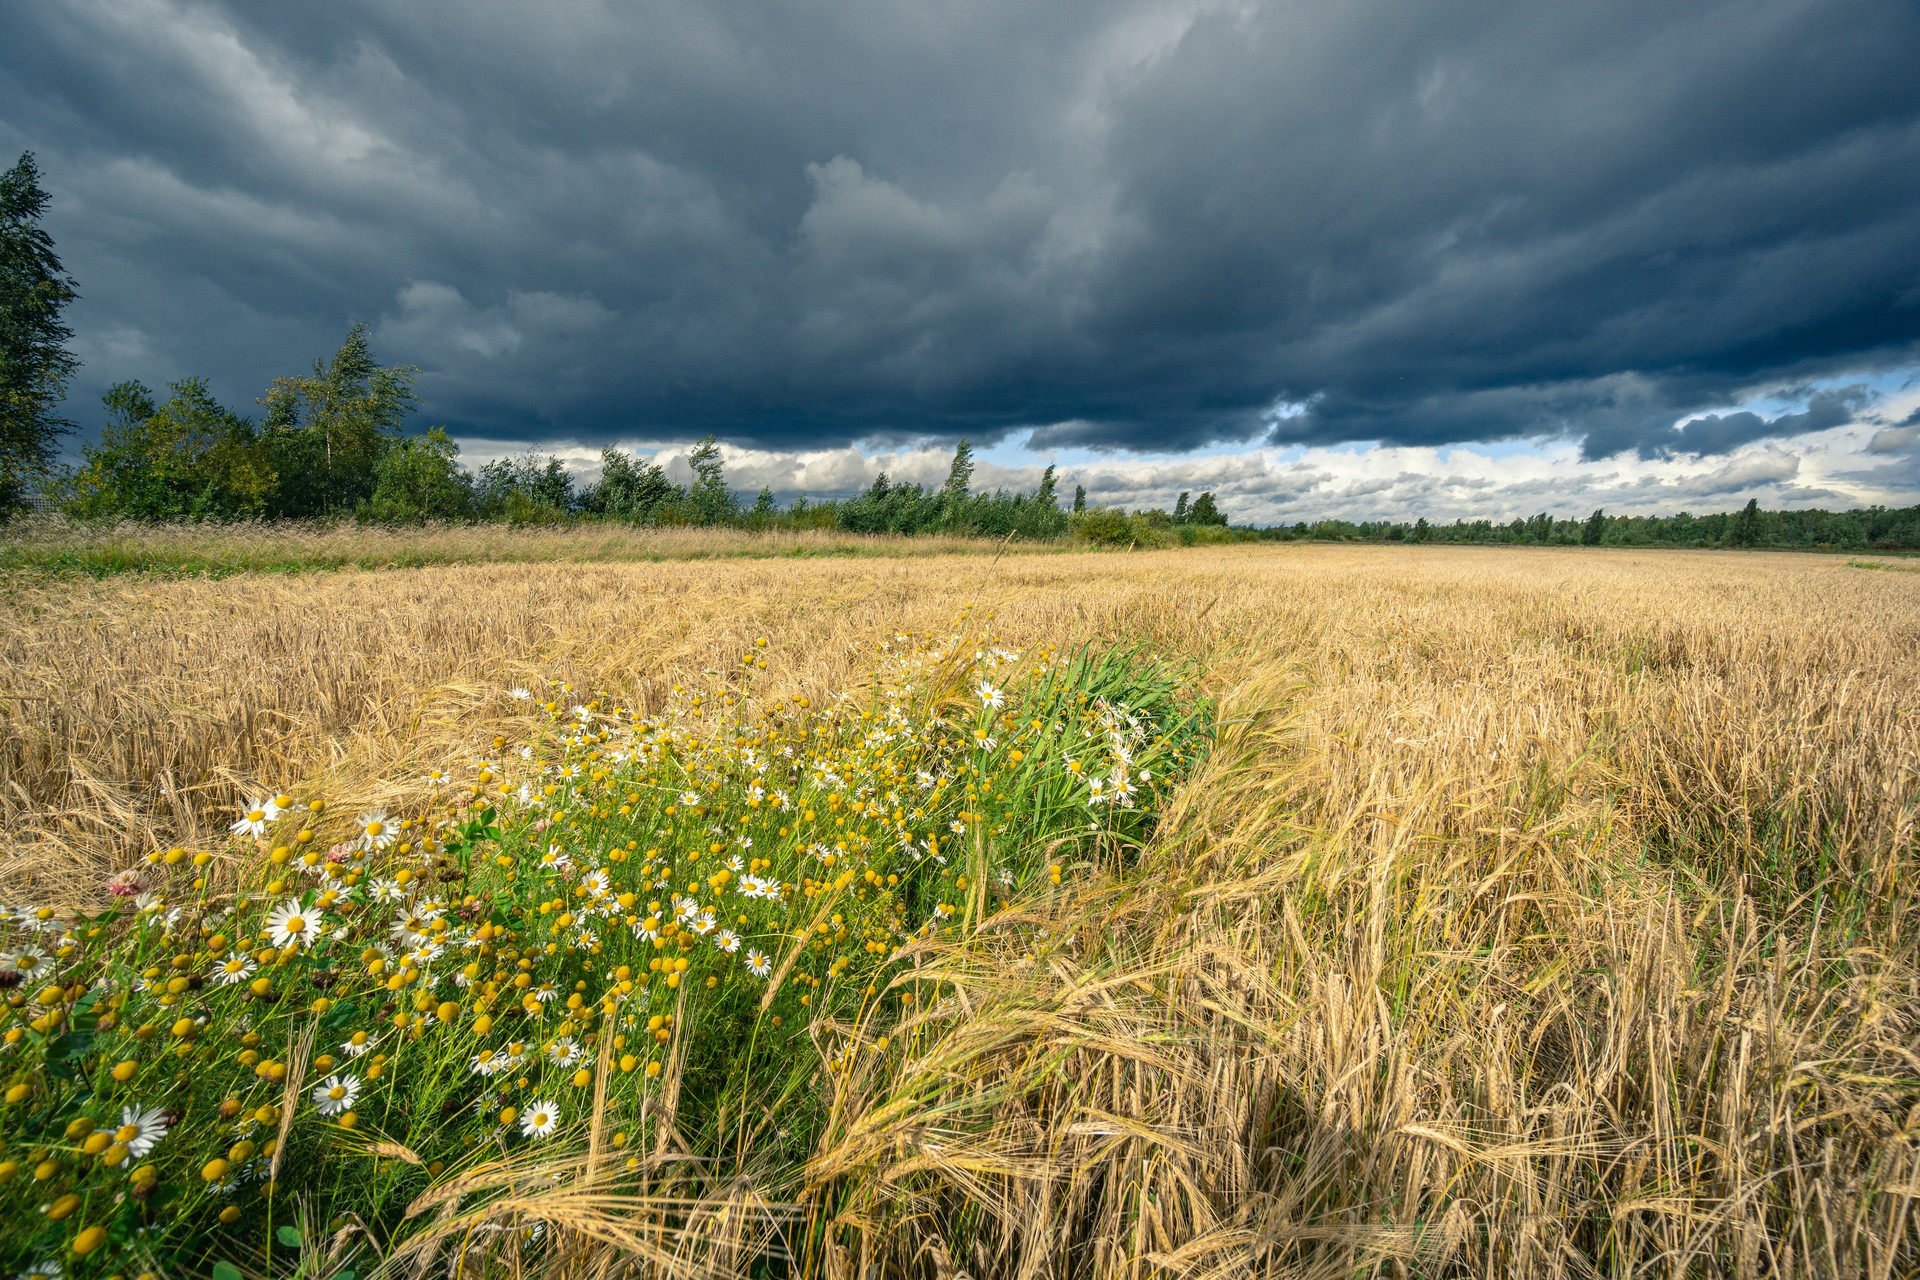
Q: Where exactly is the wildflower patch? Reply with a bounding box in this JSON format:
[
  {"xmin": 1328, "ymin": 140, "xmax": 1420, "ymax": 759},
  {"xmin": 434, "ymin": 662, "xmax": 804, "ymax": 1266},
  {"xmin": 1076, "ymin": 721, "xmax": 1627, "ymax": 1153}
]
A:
[{"xmin": 0, "ymin": 630, "xmax": 1209, "ymax": 1275}]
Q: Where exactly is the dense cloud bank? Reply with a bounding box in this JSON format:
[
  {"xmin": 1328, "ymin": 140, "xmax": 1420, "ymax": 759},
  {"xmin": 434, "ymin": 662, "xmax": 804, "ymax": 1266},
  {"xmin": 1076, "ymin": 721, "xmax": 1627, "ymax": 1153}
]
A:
[
  {"xmin": 459, "ymin": 373, "xmax": 1920, "ymax": 526},
  {"xmin": 4, "ymin": 0, "xmax": 1919, "ymax": 468}
]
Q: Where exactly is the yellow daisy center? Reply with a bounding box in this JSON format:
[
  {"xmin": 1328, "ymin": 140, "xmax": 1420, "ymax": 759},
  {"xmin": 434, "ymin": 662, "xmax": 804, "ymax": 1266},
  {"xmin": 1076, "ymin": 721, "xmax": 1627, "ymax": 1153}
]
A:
[{"xmin": 285, "ymin": 915, "xmax": 305, "ymax": 934}]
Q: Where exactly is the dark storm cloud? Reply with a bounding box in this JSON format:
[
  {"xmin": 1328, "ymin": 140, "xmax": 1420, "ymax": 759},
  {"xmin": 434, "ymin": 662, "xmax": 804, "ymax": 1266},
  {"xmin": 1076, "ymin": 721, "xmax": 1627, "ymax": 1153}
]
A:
[
  {"xmin": 4, "ymin": 0, "xmax": 1918, "ymax": 456},
  {"xmin": 1652, "ymin": 385, "xmax": 1872, "ymax": 458}
]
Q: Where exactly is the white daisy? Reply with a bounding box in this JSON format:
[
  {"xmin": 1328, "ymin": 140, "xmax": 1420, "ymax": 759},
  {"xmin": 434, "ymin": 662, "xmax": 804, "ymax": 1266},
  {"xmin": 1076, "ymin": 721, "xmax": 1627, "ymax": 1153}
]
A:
[
  {"xmin": 356, "ymin": 812, "xmax": 397, "ymax": 853},
  {"xmin": 469, "ymin": 1047, "xmax": 517, "ymax": 1077},
  {"xmin": 714, "ymin": 929, "xmax": 741, "ymax": 954},
  {"xmin": 366, "ymin": 877, "xmax": 405, "ymax": 904},
  {"xmin": 977, "ymin": 681, "xmax": 1005, "ymax": 709},
  {"xmin": 229, "ymin": 796, "xmax": 282, "ymax": 838},
  {"xmin": 520, "ymin": 1099, "xmax": 561, "ymax": 1139},
  {"xmin": 311, "ymin": 1074, "xmax": 360, "ymax": 1117},
  {"xmin": 340, "ymin": 1031, "xmax": 375, "ymax": 1058},
  {"xmin": 543, "ymin": 1036, "xmax": 583, "ymax": 1068},
  {"xmin": 403, "ymin": 941, "xmax": 445, "ymax": 968},
  {"xmin": 508, "ymin": 688, "xmax": 532, "ymax": 701},
  {"xmin": 390, "ymin": 909, "xmax": 436, "ymax": 947},
  {"xmin": 208, "ymin": 954, "xmax": 256, "ymax": 986},
  {"xmin": 745, "ymin": 949, "xmax": 772, "ymax": 978},
  {"xmin": 115, "ymin": 1104, "xmax": 170, "ymax": 1158},
  {"xmin": 2, "ymin": 944, "xmax": 49, "ymax": 977},
  {"xmin": 264, "ymin": 898, "xmax": 324, "ymax": 950}
]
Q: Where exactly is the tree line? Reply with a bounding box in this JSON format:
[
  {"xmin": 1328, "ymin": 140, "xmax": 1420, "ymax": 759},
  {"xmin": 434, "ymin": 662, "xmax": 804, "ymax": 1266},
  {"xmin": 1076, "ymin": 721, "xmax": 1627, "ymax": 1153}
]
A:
[
  {"xmin": 50, "ymin": 331, "xmax": 1101, "ymax": 536},
  {"xmin": 1257, "ymin": 502, "xmax": 1920, "ymax": 552}
]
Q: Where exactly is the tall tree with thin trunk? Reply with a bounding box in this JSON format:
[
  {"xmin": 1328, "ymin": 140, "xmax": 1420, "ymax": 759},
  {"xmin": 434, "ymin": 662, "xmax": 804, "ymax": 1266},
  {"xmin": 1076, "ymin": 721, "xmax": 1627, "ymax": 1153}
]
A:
[
  {"xmin": 0, "ymin": 152, "xmax": 79, "ymax": 513},
  {"xmin": 943, "ymin": 438, "xmax": 975, "ymax": 498}
]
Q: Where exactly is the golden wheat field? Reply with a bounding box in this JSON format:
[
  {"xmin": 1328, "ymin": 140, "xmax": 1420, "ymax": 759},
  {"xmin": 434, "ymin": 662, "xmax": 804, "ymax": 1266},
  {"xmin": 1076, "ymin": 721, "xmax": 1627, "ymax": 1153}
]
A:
[{"xmin": 4, "ymin": 541, "xmax": 1919, "ymax": 1278}]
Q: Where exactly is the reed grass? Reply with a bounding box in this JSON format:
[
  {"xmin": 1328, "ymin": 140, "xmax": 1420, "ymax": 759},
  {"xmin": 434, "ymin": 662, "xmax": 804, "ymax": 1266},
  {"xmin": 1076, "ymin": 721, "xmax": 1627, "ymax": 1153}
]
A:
[{"xmin": 3, "ymin": 544, "xmax": 1917, "ymax": 1277}]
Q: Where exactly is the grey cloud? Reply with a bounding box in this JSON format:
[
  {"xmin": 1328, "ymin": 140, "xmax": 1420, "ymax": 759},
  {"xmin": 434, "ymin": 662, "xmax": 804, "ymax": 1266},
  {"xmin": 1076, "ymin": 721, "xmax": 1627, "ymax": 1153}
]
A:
[
  {"xmin": 1866, "ymin": 407, "xmax": 1920, "ymax": 454},
  {"xmin": 1651, "ymin": 386, "xmax": 1871, "ymax": 458},
  {"xmin": 4, "ymin": 0, "xmax": 1919, "ymax": 458}
]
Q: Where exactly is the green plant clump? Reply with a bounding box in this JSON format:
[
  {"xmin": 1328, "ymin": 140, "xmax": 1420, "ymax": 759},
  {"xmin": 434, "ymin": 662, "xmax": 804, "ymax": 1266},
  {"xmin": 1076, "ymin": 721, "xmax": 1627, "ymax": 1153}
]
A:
[{"xmin": 0, "ymin": 629, "xmax": 1209, "ymax": 1275}]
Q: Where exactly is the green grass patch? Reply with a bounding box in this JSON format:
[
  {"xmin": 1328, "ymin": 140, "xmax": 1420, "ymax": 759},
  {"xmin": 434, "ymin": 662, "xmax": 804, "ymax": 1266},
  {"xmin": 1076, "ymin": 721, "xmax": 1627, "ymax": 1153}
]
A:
[{"xmin": 0, "ymin": 519, "xmax": 1079, "ymax": 580}]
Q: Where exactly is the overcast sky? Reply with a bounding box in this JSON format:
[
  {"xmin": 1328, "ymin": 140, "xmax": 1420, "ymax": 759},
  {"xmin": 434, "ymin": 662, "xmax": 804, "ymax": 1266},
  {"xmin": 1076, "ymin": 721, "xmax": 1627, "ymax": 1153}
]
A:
[{"xmin": 5, "ymin": 0, "xmax": 1919, "ymax": 522}]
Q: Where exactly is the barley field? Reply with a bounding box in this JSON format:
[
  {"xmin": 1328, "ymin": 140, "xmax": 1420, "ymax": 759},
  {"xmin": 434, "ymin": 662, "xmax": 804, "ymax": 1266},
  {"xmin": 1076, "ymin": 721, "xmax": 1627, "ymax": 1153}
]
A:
[{"xmin": 3, "ymin": 542, "xmax": 1918, "ymax": 1278}]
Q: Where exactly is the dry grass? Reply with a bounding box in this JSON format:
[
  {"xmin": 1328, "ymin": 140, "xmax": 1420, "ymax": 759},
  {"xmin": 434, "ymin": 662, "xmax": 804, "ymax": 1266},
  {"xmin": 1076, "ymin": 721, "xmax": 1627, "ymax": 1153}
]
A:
[{"xmin": 5, "ymin": 544, "xmax": 1919, "ymax": 1276}]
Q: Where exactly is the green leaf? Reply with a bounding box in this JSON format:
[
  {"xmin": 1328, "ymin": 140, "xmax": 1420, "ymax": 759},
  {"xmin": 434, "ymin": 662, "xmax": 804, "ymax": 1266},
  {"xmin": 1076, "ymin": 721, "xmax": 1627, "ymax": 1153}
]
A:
[
  {"xmin": 46, "ymin": 1027, "xmax": 96, "ymax": 1066},
  {"xmin": 213, "ymin": 1262, "xmax": 245, "ymax": 1280},
  {"xmin": 336, "ymin": 1272, "xmax": 356, "ymax": 1280},
  {"xmin": 276, "ymin": 1225, "xmax": 303, "ymax": 1248},
  {"xmin": 321, "ymin": 998, "xmax": 360, "ymax": 1032}
]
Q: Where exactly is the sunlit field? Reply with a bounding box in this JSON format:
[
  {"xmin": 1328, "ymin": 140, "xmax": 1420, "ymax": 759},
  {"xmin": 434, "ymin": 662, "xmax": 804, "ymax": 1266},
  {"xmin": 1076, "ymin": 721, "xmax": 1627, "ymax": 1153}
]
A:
[{"xmin": 3, "ymin": 543, "xmax": 1917, "ymax": 1278}]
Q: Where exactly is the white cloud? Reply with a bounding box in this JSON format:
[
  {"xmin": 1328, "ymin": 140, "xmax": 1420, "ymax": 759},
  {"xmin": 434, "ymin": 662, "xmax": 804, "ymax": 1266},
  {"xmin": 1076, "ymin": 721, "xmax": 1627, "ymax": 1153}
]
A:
[{"xmin": 447, "ymin": 411, "xmax": 1915, "ymax": 525}]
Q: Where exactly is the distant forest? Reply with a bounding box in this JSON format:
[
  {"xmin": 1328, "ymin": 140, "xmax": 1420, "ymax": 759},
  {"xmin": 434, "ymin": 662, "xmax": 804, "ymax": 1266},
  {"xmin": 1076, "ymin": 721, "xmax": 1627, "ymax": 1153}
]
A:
[
  {"xmin": 1253, "ymin": 503, "xmax": 1920, "ymax": 553},
  {"xmin": 33, "ymin": 325, "xmax": 1920, "ymax": 553}
]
